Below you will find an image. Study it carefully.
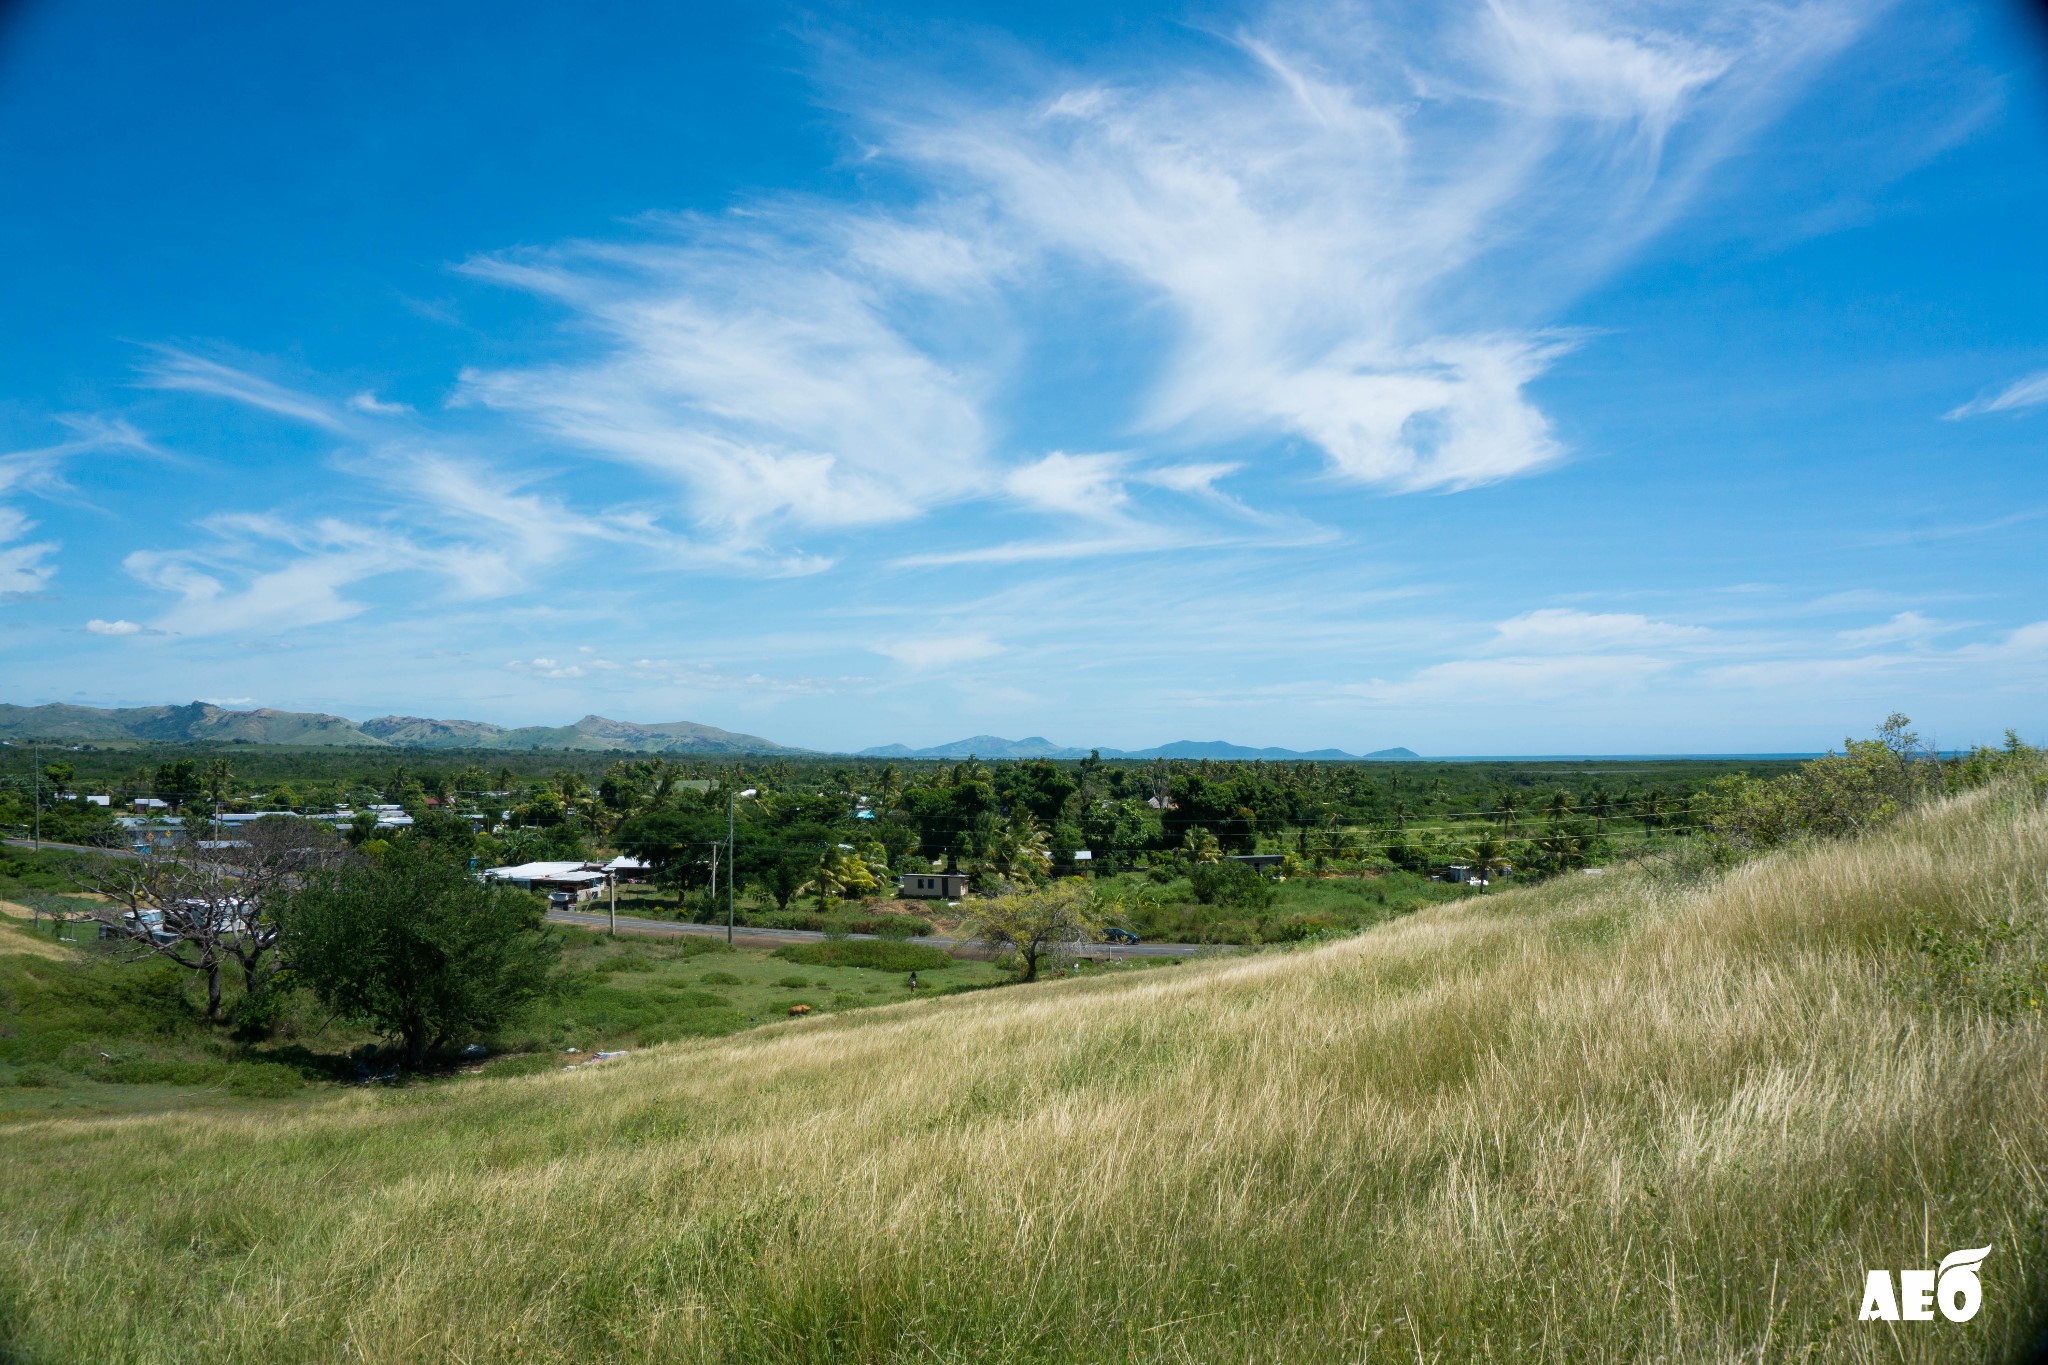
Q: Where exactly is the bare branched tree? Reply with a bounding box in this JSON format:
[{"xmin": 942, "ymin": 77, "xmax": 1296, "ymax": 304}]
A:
[{"xmin": 74, "ymin": 816, "xmax": 347, "ymax": 1020}]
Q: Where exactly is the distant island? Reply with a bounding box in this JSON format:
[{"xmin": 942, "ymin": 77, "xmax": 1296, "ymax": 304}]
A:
[{"xmin": 0, "ymin": 702, "xmax": 1418, "ymax": 761}]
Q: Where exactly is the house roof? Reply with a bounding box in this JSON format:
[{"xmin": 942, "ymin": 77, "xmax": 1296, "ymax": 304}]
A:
[{"xmin": 484, "ymin": 860, "xmax": 594, "ymax": 880}]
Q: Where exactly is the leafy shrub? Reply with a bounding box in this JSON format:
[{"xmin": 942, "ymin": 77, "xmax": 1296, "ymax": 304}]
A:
[
  {"xmin": 7, "ymin": 1064, "xmax": 61, "ymax": 1088},
  {"xmin": 867, "ymin": 914, "xmax": 933, "ymax": 940},
  {"xmin": 1905, "ymin": 907, "xmax": 2048, "ymax": 1020},
  {"xmin": 699, "ymin": 971, "xmax": 743, "ymax": 986},
  {"xmin": 1187, "ymin": 860, "xmax": 1276, "ymax": 910},
  {"xmin": 225, "ymin": 1062, "xmax": 305, "ymax": 1097},
  {"xmin": 774, "ymin": 974, "xmax": 812, "ymax": 989},
  {"xmin": 593, "ymin": 955, "xmax": 653, "ymax": 975},
  {"xmin": 773, "ymin": 941, "xmax": 953, "ymax": 972}
]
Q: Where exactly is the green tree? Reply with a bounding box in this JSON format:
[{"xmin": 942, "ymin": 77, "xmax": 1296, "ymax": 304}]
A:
[
  {"xmin": 1178, "ymin": 826, "xmax": 1224, "ymax": 865},
  {"xmin": 280, "ymin": 845, "xmax": 559, "ymax": 1068},
  {"xmin": 960, "ymin": 880, "xmax": 1106, "ymax": 983},
  {"xmin": 617, "ymin": 800, "xmax": 725, "ymax": 902},
  {"xmin": 1187, "ymin": 859, "xmax": 1275, "ymax": 909},
  {"xmin": 153, "ymin": 759, "xmax": 202, "ymax": 809}
]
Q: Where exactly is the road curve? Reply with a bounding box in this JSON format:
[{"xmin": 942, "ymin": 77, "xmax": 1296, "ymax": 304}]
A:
[{"xmin": 545, "ymin": 906, "xmax": 1212, "ymax": 958}]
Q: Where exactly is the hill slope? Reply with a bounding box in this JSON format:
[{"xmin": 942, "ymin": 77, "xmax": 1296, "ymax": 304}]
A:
[
  {"xmin": 0, "ymin": 701, "xmax": 386, "ymax": 746},
  {"xmin": 2, "ymin": 785, "xmax": 2044, "ymax": 1360},
  {"xmin": 0, "ymin": 703, "xmax": 807, "ymax": 754}
]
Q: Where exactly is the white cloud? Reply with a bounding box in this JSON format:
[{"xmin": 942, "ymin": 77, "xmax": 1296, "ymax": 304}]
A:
[
  {"xmin": 85, "ymin": 618, "xmax": 143, "ymax": 636},
  {"xmin": 139, "ymin": 351, "xmax": 346, "ymax": 430},
  {"xmin": 1356, "ymin": 652, "xmax": 1677, "ymax": 703},
  {"xmin": 507, "ymin": 657, "xmax": 586, "ymax": 680},
  {"xmin": 124, "ymin": 514, "xmax": 518, "ymax": 637},
  {"xmin": 1945, "ymin": 368, "xmax": 2048, "ymax": 419},
  {"xmin": 873, "ymin": 634, "xmax": 1004, "ymax": 670},
  {"xmin": 457, "ymin": 227, "xmax": 993, "ymax": 538},
  {"xmin": 0, "ymin": 417, "xmax": 156, "ymax": 599},
  {"xmin": 348, "ymin": 390, "xmax": 413, "ymax": 415},
  {"xmin": 1004, "ymin": 451, "xmax": 1128, "ymax": 519},
  {"xmin": 1489, "ymin": 607, "xmax": 1712, "ymax": 652},
  {"xmin": 894, "ymin": 0, "xmax": 1863, "ymax": 492},
  {"xmin": 1834, "ymin": 610, "xmax": 1948, "ymax": 648},
  {"xmin": 0, "ymin": 507, "xmax": 57, "ymax": 597}
]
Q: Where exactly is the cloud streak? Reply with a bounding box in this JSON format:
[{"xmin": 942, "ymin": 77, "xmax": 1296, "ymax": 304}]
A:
[{"xmin": 1946, "ymin": 368, "xmax": 2048, "ymax": 419}]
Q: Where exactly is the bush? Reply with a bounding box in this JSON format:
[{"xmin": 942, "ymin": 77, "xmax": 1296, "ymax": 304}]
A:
[
  {"xmin": 225, "ymin": 1062, "xmax": 305, "ymax": 1097},
  {"xmin": 1188, "ymin": 860, "xmax": 1276, "ymax": 910},
  {"xmin": 868, "ymin": 914, "xmax": 933, "ymax": 940},
  {"xmin": 281, "ymin": 844, "xmax": 561, "ymax": 1068},
  {"xmin": 700, "ymin": 971, "xmax": 743, "ymax": 986},
  {"xmin": 772, "ymin": 941, "xmax": 953, "ymax": 972},
  {"xmin": 774, "ymin": 974, "xmax": 812, "ymax": 989}
]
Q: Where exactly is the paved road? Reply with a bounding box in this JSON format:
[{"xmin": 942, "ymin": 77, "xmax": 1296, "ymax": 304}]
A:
[
  {"xmin": 5, "ymin": 840, "xmax": 1215, "ymax": 959},
  {"xmin": 546, "ymin": 905, "xmax": 1210, "ymax": 958}
]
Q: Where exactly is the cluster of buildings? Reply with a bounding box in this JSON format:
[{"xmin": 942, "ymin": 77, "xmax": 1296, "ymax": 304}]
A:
[
  {"xmin": 482, "ymin": 856, "xmax": 650, "ymax": 904},
  {"xmin": 111, "ymin": 804, "xmax": 420, "ymax": 854}
]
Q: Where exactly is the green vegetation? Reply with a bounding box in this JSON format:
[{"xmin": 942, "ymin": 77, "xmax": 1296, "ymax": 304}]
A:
[
  {"xmin": 0, "ymin": 743, "xmax": 2042, "ymax": 1358},
  {"xmin": 281, "ymin": 845, "xmax": 561, "ymax": 1066},
  {"xmin": 0, "ymin": 846, "xmax": 1009, "ymax": 1120},
  {"xmin": 770, "ymin": 939, "xmax": 954, "ymax": 972}
]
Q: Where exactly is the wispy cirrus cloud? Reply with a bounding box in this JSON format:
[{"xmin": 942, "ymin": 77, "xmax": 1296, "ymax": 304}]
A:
[
  {"xmin": 888, "ymin": 0, "xmax": 1864, "ymax": 492},
  {"xmin": 124, "ymin": 513, "xmax": 517, "ymax": 636},
  {"xmin": 455, "ymin": 226, "xmax": 995, "ymax": 539},
  {"xmin": 0, "ymin": 416, "xmax": 156, "ymax": 598},
  {"xmin": 1945, "ymin": 368, "xmax": 2048, "ymax": 419},
  {"xmin": 139, "ymin": 350, "xmax": 352, "ymax": 431}
]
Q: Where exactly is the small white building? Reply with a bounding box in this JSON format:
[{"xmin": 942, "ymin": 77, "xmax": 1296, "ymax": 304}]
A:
[
  {"xmin": 484, "ymin": 861, "xmax": 608, "ymax": 903},
  {"xmin": 899, "ymin": 871, "xmax": 969, "ymax": 900},
  {"xmin": 601, "ymin": 855, "xmax": 652, "ymax": 882}
]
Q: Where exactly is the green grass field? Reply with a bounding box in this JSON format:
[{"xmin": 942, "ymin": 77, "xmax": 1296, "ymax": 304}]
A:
[
  {"xmin": 0, "ymin": 896, "xmax": 1016, "ymax": 1121},
  {"xmin": 1, "ymin": 778, "xmax": 2043, "ymax": 1360}
]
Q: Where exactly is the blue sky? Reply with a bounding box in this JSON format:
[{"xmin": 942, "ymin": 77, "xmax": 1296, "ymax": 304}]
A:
[{"xmin": 2, "ymin": 0, "xmax": 2044, "ymax": 755}]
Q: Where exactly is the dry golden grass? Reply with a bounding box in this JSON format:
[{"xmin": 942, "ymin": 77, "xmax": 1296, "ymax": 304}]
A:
[
  {"xmin": 2, "ymin": 783, "xmax": 2044, "ymax": 1362},
  {"xmin": 0, "ymin": 909, "xmax": 82, "ymax": 961}
]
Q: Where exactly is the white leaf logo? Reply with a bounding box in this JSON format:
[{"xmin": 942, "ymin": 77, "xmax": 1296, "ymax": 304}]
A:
[{"xmin": 1936, "ymin": 1245, "xmax": 1990, "ymax": 1322}]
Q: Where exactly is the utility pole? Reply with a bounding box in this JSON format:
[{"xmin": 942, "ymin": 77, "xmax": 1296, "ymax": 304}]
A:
[
  {"xmin": 32, "ymin": 744, "xmax": 41, "ymax": 852},
  {"xmin": 726, "ymin": 788, "xmax": 737, "ymax": 946},
  {"xmin": 706, "ymin": 839, "xmax": 721, "ymax": 931},
  {"xmin": 607, "ymin": 868, "xmax": 617, "ymax": 937}
]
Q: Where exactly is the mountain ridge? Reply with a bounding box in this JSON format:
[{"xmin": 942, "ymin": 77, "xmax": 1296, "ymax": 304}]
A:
[{"xmin": 0, "ymin": 703, "xmax": 1417, "ymax": 760}]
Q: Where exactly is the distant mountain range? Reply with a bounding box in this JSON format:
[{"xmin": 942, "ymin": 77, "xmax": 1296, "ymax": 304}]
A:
[
  {"xmin": 0, "ymin": 703, "xmax": 1419, "ymax": 761},
  {"xmin": 0, "ymin": 703, "xmax": 805, "ymax": 755},
  {"xmin": 856, "ymin": 736, "xmax": 1421, "ymax": 762}
]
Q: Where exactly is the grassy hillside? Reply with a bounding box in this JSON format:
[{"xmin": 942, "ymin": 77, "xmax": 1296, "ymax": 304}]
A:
[{"xmin": 2, "ymin": 782, "xmax": 2045, "ymax": 1361}]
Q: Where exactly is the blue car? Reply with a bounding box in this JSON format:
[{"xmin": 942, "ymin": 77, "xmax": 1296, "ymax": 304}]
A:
[{"xmin": 1102, "ymin": 926, "xmax": 1140, "ymax": 945}]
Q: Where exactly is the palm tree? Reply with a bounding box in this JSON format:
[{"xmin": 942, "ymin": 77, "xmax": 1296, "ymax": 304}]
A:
[
  {"xmin": 1466, "ymin": 831, "xmax": 1511, "ymax": 881},
  {"xmin": 1584, "ymin": 783, "xmax": 1614, "ymax": 831},
  {"xmin": 1634, "ymin": 789, "xmax": 1669, "ymax": 832},
  {"xmin": 1492, "ymin": 786, "xmax": 1524, "ymax": 833},
  {"xmin": 1178, "ymin": 826, "xmax": 1224, "ymax": 865},
  {"xmin": 1542, "ymin": 789, "xmax": 1575, "ymax": 825}
]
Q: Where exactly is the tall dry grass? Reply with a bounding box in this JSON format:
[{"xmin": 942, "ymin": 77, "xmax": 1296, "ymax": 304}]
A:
[{"xmin": 2, "ymin": 782, "xmax": 2045, "ymax": 1362}]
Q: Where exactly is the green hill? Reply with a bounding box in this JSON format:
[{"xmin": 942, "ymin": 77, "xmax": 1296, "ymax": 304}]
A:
[
  {"xmin": 1, "ymin": 779, "xmax": 2043, "ymax": 1359},
  {"xmin": 0, "ymin": 704, "xmax": 807, "ymax": 754},
  {"xmin": 0, "ymin": 701, "xmax": 386, "ymax": 746}
]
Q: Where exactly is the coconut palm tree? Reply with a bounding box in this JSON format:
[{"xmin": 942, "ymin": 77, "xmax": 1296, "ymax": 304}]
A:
[
  {"xmin": 1466, "ymin": 831, "xmax": 1511, "ymax": 881},
  {"xmin": 1491, "ymin": 786, "xmax": 1524, "ymax": 833}
]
